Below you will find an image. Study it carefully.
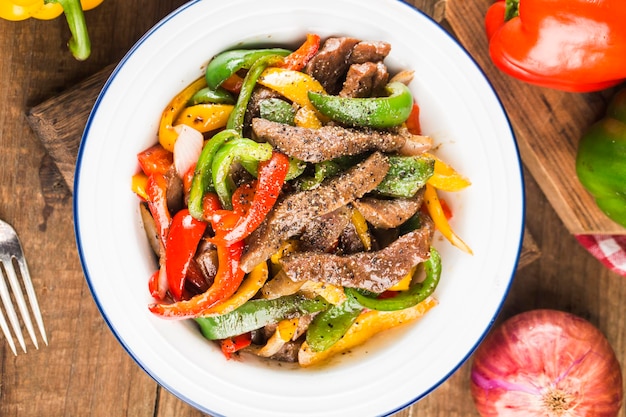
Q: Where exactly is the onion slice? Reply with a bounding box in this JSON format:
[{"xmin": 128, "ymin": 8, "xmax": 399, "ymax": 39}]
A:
[
  {"xmin": 470, "ymin": 309, "xmax": 623, "ymax": 417},
  {"xmin": 173, "ymin": 124, "xmax": 204, "ymax": 178}
]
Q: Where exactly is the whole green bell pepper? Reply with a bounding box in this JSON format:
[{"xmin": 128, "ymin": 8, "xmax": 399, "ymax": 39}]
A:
[{"xmin": 576, "ymin": 89, "xmax": 626, "ymax": 228}]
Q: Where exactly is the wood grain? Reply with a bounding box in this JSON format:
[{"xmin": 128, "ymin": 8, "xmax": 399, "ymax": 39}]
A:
[
  {"xmin": 1, "ymin": 1, "xmax": 623, "ymax": 417},
  {"xmin": 443, "ymin": 0, "xmax": 625, "ymax": 235}
]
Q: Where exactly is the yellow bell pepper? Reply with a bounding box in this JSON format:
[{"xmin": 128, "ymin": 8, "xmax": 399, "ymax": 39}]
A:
[
  {"xmin": 158, "ymin": 77, "xmax": 207, "ymax": 152},
  {"xmin": 298, "ymin": 296, "xmax": 438, "ymax": 367},
  {"xmin": 0, "ymin": 0, "xmax": 103, "ymax": 60},
  {"xmin": 174, "ymin": 103, "xmax": 234, "ymax": 133},
  {"xmin": 199, "ymin": 261, "xmax": 268, "ymax": 316},
  {"xmin": 426, "ymin": 153, "xmax": 471, "ymax": 192},
  {"xmin": 424, "ymin": 183, "xmax": 473, "ymax": 255}
]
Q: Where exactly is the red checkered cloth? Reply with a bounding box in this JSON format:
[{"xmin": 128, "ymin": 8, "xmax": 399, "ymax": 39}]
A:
[{"xmin": 576, "ymin": 235, "xmax": 626, "ymax": 277}]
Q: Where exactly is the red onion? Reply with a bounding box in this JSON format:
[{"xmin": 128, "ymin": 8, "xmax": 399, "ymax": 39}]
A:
[{"xmin": 470, "ymin": 309, "xmax": 623, "ymax": 417}]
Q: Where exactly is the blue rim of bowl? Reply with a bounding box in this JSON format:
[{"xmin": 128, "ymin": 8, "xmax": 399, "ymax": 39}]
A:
[{"xmin": 73, "ymin": 1, "xmax": 526, "ymax": 415}]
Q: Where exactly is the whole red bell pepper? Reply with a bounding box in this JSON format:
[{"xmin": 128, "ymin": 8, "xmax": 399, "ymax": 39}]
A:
[{"xmin": 485, "ymin": 0, "xmax": 626, "ymax": 92}]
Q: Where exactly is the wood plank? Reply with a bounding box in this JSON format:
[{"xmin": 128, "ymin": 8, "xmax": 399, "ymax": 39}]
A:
[{"xmin": 442, "ymin": 0, "xmax": 625, "ymax": 235}]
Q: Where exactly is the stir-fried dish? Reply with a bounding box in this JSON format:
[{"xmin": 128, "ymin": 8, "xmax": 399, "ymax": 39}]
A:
[{"xmin": 131, "ymin": 34, "xmax": 472, "ymax": 367}]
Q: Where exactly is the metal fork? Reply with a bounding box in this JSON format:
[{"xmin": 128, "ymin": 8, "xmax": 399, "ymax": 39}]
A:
[{"xmin": 0, "ymin": 218, "xmax": 47, "ymax": 355}]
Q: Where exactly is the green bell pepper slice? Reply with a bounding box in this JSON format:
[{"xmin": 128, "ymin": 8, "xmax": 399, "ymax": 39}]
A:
[
  {"xmin": 305, "ymin": 296, "xmax": 362, "ymax": 352},
  {"xmin": 375, "ymin": 155, "xmax": 435, "ymax": 198},
  {"xmin": 576, "ymin": 88, "xmax": 626, "ymax": 228},
  {"xmin": 345, "ymin": 246, "xmax": 441, "ymax": 311},
  {"xmin": 195, "ymin": 294, "xmax": 330, "ymax": 340},
  {"xmin": 212, "ymin": 138, "xmax": 274, "ymax": 209},
  {"xmin": 206, "ymin": 48, "xmax": 291, "ymax": 90},
  {"xmin": 259, "ymin": 98, "xmax": 296, "ymax": 126},
  {"xmin": 188, "ymin": 86, "xmax": 235, "ymax": 106},
  {"xmin": 308, "ymin": 82, "xmax": 414, "ymax": 129},
  {"xmin": 188, "ymin": 129, "xmax": 239, "ymax": 220},
  {"xmin": 226, "ymin": 54, "xmax": 286, "ymax": 136}
]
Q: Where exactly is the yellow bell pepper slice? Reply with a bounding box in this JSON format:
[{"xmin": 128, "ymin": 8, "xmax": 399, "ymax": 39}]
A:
[
  {"xmin": 159, "ymin": 77, "xmax": 207, "ymax": 152},
  {"xmin": 255, "ymin": 318, "xmax": 299, "ymax": 357},
  {"xmin": 426, "ymin": 153, "xmax": 471, "ymax": 192},
  {"xmin": 294, "ymin": 106, "xmax": 322, "ymax": 129},
  {"xmin": 299, "ymin": 281, "xmax": 347, "ymax": 305},
  {"xmin": 388, "ymin": 266, "xmax": 415, "ymax": 292},
  {"xmin": 131, "ymin": 172, "xmax": 149, "ymax": 201},
  {"xmin": 424, "ymin": 183, "xmax": 473, "ymax": 255},
  {"xmin": 174, "ymin": 103, "xmax": 234, "ymax": 133},
  {"xmin": 257, "ymin": 67, "xmax": 326, "ymax": 125},
  {"xmin": 199, "ymin": 261, "xmax": 269, "ymax": 316},
  {"xmin": 298, "ymin": 297, "xmax": 438, "ymax": 367},
  {"xmin": 350, "ymin": 208, "xmax": 372, "ymax": 251}
]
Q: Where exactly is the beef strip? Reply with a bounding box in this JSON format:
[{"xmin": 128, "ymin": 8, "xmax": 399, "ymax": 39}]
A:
[
  {"xmin": 349, "ymin": 40, "xmax": 391, "ymax": 64},
  {"xmin": 339, "ymin": 61, "xmax": 389, "ymax": 98},
  {"xmin": 279, "ymin": 223, "xmax": 434, "ymax": 293},
  {"xmin": 239, "ymin": 152, "xmax": 390, "ymax": 272},
  {"xmin": 352, "ymin": 188, "xmax": 425, "ymax": 229},
  {"xmin": 305, "ymin": 37, "xmax": 360, "ymax": 94},
  {"xmin": 252, "ymin": 118, "xmax": 407, "ymax": 163},
  {"xmin": 299, "ymin": 206, "xmax": 352, "ymax": 253}
]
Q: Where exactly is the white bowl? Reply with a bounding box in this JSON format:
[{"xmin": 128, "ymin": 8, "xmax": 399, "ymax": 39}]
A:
[{"xmin": 74, "ymin": 0, "xmax": 524, "ymax": 416}]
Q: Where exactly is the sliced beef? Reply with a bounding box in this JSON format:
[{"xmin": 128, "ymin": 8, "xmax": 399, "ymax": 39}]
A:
[
  {"xmin": 352, "ymin": 188, "xmax": 425, "ymax": 229},
  {"xmin": 279, "ymin": 224, "xmax": 434, "ymax": 292},
  {"xmin": 339, "ymin": 62, "xmax": 389, "ymax": 98},
  {"xmin": 252, "ymin": 118, "xmax": 407, "ymax": 163},
  {"xmin": 299, "ymin": 206, "xmax": 352, "ymax": 252},
  {"xmin": 305, "ymin": 37, "xmax": 360, "ymax": 94},
  {"xmin": 349, "ymin": 40, "xmax": 391, "ymax": 64},
  {"xmin": 239, "ymin": 152, "xmax": 390, "ymax": 272}
]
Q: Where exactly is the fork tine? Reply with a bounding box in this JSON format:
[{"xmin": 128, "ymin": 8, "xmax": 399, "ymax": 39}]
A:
[
  {"xmin": 14, "ymin": 255, "xmax": 47, "ymax": 346},
  {"xmin": 5, "ymin": 257, "xmax": 39, "ymax": 349},
  {"xmin": 0, "ymin": 261, "xmax": 26, "ymax": 353},
  {"xmin": 0, "ymin": 296, "xmax": 17, "ymax": 355}
]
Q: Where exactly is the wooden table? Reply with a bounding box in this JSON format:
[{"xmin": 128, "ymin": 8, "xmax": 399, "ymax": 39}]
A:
[{"xmin": 0, "ymin": 1, "xmax": 623, "ymax": 416}]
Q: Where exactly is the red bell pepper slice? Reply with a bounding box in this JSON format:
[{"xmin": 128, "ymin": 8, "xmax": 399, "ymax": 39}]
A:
[
  {"xmin": 280, "ymin": 33, "xmax": 321, "ymax": 71},
  {"xmin": 405, "ymin": 102, "xmax": 422, "ymax": 135},
  {"xmin": 220, "ymin": 151, "xmax": 289, "ymax": 243},
  {"xmin": 165, "ymin": 209, "xmax": 208, "ymax": 301},
  {"xmin": 149, "ymin": 237, "xmax": 245, "ymax": 319},
  {"xmin": 220, "ymin": 333, "xmax": 252, "ymax": 359},
  {"xmin": 137, "ymin": 144, "xmax": 173, "ymax": 176},
  {"xmin": 145, "ymin": 173, "xmax": 171, "ymax": 247}
]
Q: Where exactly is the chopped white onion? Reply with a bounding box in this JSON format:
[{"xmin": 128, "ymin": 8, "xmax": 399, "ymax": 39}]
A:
[{"xmin": 173, "ymin": 124, "xmax": 204, "ymax": 178}]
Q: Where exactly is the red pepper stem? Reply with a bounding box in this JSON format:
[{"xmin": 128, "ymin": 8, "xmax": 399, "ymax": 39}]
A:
[
  {"xmin": 504, "ymin": 0, "xmax": 520, "ymax": 21},
  {"xmin": 46, "ymin": 0, "xmax": 91, "ymax": 60}
]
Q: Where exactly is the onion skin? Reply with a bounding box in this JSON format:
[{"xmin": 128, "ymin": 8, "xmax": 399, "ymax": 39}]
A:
[{"xmin": 470, "ymin": 309, "xmax": 623, "ymax": 417}]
